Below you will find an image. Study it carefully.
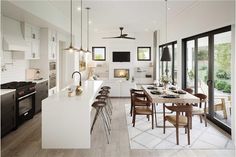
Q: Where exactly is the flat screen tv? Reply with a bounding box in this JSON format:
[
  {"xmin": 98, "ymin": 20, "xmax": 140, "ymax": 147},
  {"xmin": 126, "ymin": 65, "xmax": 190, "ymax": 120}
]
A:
[{"xmin": 112, "ymin": 52, "xmax": 130, "ymax": 62}]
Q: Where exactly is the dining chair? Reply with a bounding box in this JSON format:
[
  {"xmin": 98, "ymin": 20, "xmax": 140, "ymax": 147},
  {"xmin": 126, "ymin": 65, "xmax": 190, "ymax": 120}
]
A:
[
  {"xmin": 130, "ymin": 89, "xmax": 147, "ymax": 116},
  {"xmin": 191, "ymin": 93, "xmax": 208, "ymax": 128},
  {"xmin": 132, "ymin": 94, "xmax": 154, "ymax": 129},
  {"xmin": 183, "ymin": 88, "xmax": 193, "ymax": 94},
  {"xmin": 163, "ymin": 104, "xmax": 192, "ymax": 145}
]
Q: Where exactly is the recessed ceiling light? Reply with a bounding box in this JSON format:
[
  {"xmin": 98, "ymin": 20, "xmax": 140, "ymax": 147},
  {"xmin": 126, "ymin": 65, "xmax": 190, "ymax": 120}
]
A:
[{"xmin": 77, "ymin": 7, "xmax": 81, "ymax": 11}]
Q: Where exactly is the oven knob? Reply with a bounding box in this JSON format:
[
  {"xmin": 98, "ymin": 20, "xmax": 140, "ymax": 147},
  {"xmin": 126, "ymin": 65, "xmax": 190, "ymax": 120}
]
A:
[{"xmin": 18, "ymin": 91, "xmax": 24, "ymax": 96}]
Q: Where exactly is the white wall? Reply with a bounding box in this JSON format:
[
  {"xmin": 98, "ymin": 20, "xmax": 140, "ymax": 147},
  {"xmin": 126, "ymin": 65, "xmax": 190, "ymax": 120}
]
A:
[{"xmin": 89, "ymin": 31, "xmax": 154, "ymax": 81}]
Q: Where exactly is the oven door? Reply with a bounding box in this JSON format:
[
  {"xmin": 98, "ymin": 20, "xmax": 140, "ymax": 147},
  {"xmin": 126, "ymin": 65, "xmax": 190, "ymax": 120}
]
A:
[{"xmin": 17, "ymin": 92, "xmax": 36, "ymax": 127}]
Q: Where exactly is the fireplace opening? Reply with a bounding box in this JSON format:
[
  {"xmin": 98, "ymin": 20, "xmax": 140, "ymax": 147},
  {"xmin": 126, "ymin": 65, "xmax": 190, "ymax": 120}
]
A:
[{"xmin": 114, "ymin": 69, "xmax": 129, "ymax": 78}]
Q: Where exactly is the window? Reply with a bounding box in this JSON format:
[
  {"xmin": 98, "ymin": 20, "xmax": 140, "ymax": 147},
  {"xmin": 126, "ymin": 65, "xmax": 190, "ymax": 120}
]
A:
[
  {"xmin": 159, "ymin": 41, "xmax": 177, "ymax": 84},
  {"xmin": 92, "ymin": 47, "xmax": 106, "ymax": 61},
  {"xmin": 137, "ymin": 47, "xmax": 151, "ymax": 61}
]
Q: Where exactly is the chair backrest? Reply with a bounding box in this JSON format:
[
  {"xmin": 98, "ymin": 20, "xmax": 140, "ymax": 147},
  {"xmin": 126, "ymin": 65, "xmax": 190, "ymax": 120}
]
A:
[
  {"xmin": 130, "ymin": 89, "xmax": 145, "ymax": 106},
  {"xmin": 133, "ymin": 94, "xmax": 150, "ymax": 107},
  {"xmin": 183, "ymin": 88, "xmax": 193, "ymax": 94}
]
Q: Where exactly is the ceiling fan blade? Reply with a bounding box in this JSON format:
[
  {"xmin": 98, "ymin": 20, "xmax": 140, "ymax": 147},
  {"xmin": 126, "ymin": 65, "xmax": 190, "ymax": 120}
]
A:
[
  {"xmin": 123, "ymin": 36, "xmax": 136, "ymax": 40},
  {"xmin": 102, "ymin": 36, "xmax": 121, "ymax": 39}
]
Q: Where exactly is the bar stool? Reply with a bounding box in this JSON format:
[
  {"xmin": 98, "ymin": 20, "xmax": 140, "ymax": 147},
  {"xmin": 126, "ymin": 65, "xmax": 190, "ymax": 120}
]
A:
[
  {"xmin": 101, "ymin": 86, "xmax": 111, "ymax": 90},
  {"xmin": 96, "ymin": 95, "xmax": 112, "ymax": 126},
  {"xmin": 90, "ymin": 101, "xmax": 110, "ymax": 144},
  {"xmin": 99, "ymin": 90, "xmax": 113, "ymax": 114}
]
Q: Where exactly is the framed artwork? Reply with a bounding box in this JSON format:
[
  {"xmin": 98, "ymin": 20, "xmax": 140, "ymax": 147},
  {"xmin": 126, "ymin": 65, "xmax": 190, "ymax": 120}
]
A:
[
  {"xmin": 137, "ymin": 47, "xmax": 151, "ymax": 61},
  {"xmin": 79, "ymin": 51, "xmax": 86, "ymax": 71},
  {"xmin": 92, "ymin": 47, "xmax": 106, "ymax": 61}
]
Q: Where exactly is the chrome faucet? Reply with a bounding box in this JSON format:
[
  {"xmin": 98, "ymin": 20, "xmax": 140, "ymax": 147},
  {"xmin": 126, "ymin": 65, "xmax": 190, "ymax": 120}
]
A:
[{"xmin": 72, "ymin": 71, "xmax": 82, "ymax": 86}]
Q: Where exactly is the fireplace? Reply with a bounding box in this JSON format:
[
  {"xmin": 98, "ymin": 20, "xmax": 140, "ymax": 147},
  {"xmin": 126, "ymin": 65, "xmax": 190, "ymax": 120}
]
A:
[{"xmin": 114, "ymin": 69, "xmax": 129, "ymax": 78}]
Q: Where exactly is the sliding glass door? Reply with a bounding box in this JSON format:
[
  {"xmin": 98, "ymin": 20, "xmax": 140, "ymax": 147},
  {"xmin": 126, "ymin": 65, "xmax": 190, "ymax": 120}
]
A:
[{"xmin": 183, "ymin": 26, "xmax": 232, "ymax": 134}]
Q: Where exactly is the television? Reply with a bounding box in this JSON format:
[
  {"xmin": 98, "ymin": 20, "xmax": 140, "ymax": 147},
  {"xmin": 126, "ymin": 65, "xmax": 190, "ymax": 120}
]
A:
[{"xmin": 112, "ymin": 52, "xmax": 130, "ymax": 62}]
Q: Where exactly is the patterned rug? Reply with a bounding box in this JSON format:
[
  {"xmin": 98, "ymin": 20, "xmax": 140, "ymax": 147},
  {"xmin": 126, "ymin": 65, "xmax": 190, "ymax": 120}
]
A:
[{"xmin": 125, "ymin": 104, "xmax": 234, "ymax": 149}]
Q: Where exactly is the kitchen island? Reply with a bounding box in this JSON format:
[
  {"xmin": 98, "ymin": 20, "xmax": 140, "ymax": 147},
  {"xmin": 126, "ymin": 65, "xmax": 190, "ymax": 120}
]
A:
[{"xmin": 42, "ymin": 80, "xmax": 103, "ymax": 149}]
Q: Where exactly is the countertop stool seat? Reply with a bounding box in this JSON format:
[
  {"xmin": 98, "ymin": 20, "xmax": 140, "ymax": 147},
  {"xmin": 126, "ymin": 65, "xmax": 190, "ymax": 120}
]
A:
[
  {"xmin": 96, "ymin": 95, "xmax": 112, "ymax": 123},
  {"xmin": 99, "ymin": 89, "xmax": 113, "ymax": 114},
  {"xmin": 90, "ymin": 101, "xmax": 110, "ymax": 144}
]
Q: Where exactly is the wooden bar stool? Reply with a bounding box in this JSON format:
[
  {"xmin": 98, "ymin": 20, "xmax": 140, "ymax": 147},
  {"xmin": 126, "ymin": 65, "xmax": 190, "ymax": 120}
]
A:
[{"xmin": 90, "ymin": 101, "xmax": 110, "ymax": 144}]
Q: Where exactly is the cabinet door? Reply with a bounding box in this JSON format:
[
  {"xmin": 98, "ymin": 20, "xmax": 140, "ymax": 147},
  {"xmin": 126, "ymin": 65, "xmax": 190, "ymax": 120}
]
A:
[
  {"xmin": 49, "ymin": 41, "xmax": 57, "ymax": 60},
  {"xmin": 24, "ymin": 39, "xmax": 32, "ymax": 59},
  {"xmin": 35, "ymin": 81, "xmax": 48, "ymax": 114},
  {"xmin": 1, "ymin": 92, "xmax": 16, "ymax": 137},
  {"xmin": 31, "ymin": 40, "xmax": 40, "ymax": 59},
  {"xmin": 31, "ymin": 26, "xmax": 40, "ymax": 40}
]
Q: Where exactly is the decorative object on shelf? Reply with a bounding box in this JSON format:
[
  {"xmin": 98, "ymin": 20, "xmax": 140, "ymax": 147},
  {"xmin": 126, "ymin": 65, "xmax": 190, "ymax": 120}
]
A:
[
  {"xmin": 160, "ymin": 75, "xmax": 171, "ymax": 90},
  {"xmin": 137, "ymin": 47, "xmax": 151, "ymax": 61},
  {"xmin": 64, "ymin": 0, "xmax": 79, "ymax": 52},
  {"xmin": 85, "ymin": 7, "xmax": 91, "ymax": 53},
  {"xmin": 161, "ymin": 0, "xmax": 171, "ymax": 76},
  {"xmin": 92, "ymin": 47, "xmax": 106, "ymax": 61},
  {"xmin": 102, "ymin": 27, "xmax": 135, "ymax": 40}
]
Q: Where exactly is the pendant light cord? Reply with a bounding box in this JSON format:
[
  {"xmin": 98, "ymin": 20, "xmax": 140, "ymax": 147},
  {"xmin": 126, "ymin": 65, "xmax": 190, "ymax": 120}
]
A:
[
  {"xmin": 86, "ymin": 8, "xmax": 90, "ymax": 51},
  {"xmin": 165, "ymin": 0, "xmax": 167, "ymax": 43},
  {"xmin": 70, "ymin": 0, "xmax": 72, "ymax": 45},
  {"xmin": 80, "ymin": 0, "xmax": 83, "ymax": 49}
]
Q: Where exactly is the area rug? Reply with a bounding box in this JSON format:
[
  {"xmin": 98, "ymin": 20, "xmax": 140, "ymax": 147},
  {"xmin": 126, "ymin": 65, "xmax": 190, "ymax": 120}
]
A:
[{"xmin": 125, "ymin": 104, "xmax": 234, "ymax": 149}]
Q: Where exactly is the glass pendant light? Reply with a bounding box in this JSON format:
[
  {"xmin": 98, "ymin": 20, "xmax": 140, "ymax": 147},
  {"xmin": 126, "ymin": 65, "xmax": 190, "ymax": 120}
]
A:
[
  {"xmin": 161, "ymin": 0, "xmax": 171, "ymax": 62},
  {"xmin": 79, "ymin": 0, "xmax": 86, "ymax": 53},
  {"xmin": 64, "ymin": 0, "xmax": 79, "ymax": 52},
  {"xmin": 85, "ymin": 7, "xmax": 92, "ymax": 53}
]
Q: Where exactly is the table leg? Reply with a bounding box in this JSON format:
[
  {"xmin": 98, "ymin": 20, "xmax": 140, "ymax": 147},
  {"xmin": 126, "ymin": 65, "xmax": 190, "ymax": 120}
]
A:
[{"xmin": 154, "ymin": 103, "xmax": 158, "ymax": 127}]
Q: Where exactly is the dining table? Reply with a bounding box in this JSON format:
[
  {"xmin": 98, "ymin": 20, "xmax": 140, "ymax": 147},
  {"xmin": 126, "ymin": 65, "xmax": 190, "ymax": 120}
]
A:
[{"xmin": 141, "ymin": 84, "xmax": 200, "ymax": 127}]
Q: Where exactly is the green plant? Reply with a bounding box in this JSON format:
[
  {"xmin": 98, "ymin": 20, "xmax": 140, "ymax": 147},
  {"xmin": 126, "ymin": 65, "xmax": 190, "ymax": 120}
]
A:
[
  {"xmin": 199, "ymin": 66, "xmax": 207, "ymax": 70},
  {"xmin": 216, "ymin": 81, "xmax": 227, "ymax": 90},
  {"xmin": 223, "ymin": 84, "xmax": 231, "ymax": 93}
]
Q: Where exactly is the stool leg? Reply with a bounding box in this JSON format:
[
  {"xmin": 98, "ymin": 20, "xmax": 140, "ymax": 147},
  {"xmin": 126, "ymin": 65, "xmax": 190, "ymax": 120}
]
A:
[
  {"xmin": 90, "ymin": 108, "xmax": 100, "ymax": 134},
  {"xmin": 100, "ymin": 110, "xmax": 110, "ymax": 144}
]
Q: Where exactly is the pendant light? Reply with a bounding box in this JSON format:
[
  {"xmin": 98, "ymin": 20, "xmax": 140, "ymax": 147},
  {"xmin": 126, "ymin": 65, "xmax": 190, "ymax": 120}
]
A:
[
  {"xmin": 79, "ymin": 0, "xmax": 86, "ymax": 53},
  {"xmin": 161, "ymin": 0, "xmax": 171, "ymax": 62},
  {"xmin": 85, "ymin": 7, "xmax": 92, "ymax": 53},
  {"xmin": 64, "ymin": 0, "xmax": 79, "ymax": 52}
]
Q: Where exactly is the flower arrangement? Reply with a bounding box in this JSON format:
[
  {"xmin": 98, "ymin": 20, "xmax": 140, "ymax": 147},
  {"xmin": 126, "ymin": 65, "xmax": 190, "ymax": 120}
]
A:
[{"xmin": 160, "ymin": 75, "xmax": 171, "ymax": 84}]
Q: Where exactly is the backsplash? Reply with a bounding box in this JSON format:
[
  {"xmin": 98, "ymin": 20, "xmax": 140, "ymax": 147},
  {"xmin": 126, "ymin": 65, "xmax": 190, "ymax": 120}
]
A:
[{"xmin": 1, "ymin": 51, "xmax": 29, "ymax": 84}]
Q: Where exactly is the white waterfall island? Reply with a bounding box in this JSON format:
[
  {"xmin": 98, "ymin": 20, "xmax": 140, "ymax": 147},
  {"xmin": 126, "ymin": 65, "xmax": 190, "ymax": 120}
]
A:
[{"xmin": 42, "ymin": 80, "xmax": 103, "ymax": 149}]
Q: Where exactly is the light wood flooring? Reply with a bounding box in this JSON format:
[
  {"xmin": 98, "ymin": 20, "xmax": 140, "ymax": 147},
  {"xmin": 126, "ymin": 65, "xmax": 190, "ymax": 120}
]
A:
[{"xmin": 1, "ymin": 98, "xmax": 235, "ymax": 157}]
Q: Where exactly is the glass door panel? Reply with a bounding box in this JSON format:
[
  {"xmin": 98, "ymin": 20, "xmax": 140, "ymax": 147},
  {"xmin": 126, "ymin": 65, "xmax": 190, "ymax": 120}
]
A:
[
  {"xmin": 186, "ymin": 40, "xmax": 195, "ymax": 92},
  {"xmin": 213, "ymin": 31, "xmax": 231, "ymax": 127},
  {"xmin": 173, "ymin": 44, "xmax": 177, "ymax": 84},
  {"xmin": 197, "ymin": 37, "xmax": 209, "ymax": 95}
]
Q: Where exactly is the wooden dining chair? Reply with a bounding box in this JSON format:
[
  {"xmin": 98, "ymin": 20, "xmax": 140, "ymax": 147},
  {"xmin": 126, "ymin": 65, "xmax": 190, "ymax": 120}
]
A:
[
  {"xmin": 130, "ymin": 89, "xmax": 147, "ymax": 116},
  {"xmin": 132, "ymin": 94, "xmax": 154, "ymax": 129},
  {"xmin": 163, "ymin": 104, "xmax": 192, "ymax": 145},
  {"xmin": 183, "ymin": 88, "xmax": 193, "ymax": 94},
  {"xmin": 191, "ymin": 93, "xmax": 207, "ymax": 128}
]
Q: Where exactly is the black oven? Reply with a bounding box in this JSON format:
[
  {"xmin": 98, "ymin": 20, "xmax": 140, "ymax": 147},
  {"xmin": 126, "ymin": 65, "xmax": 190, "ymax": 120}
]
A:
[{"xmin": 17, "ymin": 91, "xmax": 36, "ymax": 127}]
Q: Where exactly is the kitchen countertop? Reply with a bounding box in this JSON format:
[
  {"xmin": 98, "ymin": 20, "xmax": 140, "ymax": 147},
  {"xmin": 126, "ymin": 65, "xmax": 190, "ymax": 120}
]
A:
[
  {"xmin": 0, "ymin": 89, "xmax": 16, "ymax": 96},
  {"xmin": 42, "ymin": 80, "xmax": 103, "ymax": 149},
  {"xmin": 25, "ymin": 78, "xmax": 48, "ymax": 84}
]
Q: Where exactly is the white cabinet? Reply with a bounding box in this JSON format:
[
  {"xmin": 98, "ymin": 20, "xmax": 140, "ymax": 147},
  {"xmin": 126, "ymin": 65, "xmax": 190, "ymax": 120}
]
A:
[
  {"xmin": 103, "ymin": 80, "xmax": 136, "ymax": 97},
  {"xmin": 22, "ymin": 22, "xmax": 40, "ymax": 60},
  {"xmin": 48, "ymin": 30, "xmax": 57, "ymax": 60},
  {"xmin": 134, "ymin": 67, "xmax": 153, "ymax": 85}
]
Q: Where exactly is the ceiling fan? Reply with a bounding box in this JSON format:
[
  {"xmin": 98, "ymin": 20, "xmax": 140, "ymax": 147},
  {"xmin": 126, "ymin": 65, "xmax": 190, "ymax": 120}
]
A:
[{"xmin": 103, "ymin": 27, "xmax": 135, "ymax": 40}]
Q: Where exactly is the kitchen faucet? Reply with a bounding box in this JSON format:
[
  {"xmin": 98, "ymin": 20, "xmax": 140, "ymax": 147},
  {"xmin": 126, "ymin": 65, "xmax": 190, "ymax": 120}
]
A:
[{"xmin": 72, "ymin": 71, "xmax": 82, "ymax": 86}]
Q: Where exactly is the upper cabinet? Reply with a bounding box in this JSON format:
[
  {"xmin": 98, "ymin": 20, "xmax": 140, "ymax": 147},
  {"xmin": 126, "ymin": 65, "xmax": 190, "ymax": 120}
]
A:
[
  {"xmin": 48, "ymin": 30, "xmax": 57, "ymax": 60},
  {"xmin": 21, "ymin": 22, "xmax": 40, "ymax": 60}
]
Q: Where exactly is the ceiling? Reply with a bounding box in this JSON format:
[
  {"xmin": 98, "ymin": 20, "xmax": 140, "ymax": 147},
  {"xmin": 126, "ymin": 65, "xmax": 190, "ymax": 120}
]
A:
[{"xmin": 48, "ymin": 0, "xmax": 199, "ymax": 33}]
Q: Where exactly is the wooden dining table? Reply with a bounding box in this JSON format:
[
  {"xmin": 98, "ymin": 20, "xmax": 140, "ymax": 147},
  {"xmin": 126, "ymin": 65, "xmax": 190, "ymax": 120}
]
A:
[{"xmin": 141, "ymin": 85, "xmax": 200, "ymax": 127}]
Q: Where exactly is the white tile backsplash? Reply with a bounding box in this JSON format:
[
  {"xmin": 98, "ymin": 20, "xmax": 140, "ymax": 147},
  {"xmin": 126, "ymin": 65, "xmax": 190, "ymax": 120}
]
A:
[{"xmin": 1, "ymin": 51, "xmax": 29, "ymax": 84}]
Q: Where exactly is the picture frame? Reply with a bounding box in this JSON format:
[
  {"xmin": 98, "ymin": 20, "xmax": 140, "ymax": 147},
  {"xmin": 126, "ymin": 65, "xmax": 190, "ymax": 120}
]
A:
[
  {"xmin": 92, "ymin": 47, "xmax": 106, "ymax": 61},
  {"xmin": 137, "ymin": 47, "xmax": 151, "ymax": 61}
]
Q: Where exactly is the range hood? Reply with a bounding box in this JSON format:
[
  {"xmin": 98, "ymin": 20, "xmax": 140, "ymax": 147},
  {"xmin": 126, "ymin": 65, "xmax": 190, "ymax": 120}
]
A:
[
  {"xmin": 2, "ymin": 16, "xmax": 29, "ymax": 52},
  {"xmin": 3, "ymin": 36, "xmax": 28, "ymax": 52}
]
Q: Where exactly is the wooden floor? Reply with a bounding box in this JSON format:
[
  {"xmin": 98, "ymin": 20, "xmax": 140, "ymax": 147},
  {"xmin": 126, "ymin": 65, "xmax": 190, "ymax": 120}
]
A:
[{"xmin": 1, "ymin": 98, "xmax": 235, "ymax": 157}]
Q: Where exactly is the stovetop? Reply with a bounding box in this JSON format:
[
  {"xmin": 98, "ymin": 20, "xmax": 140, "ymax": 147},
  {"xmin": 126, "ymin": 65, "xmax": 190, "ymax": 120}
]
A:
[{"xmin": 1, "ymin": 81, "xmax": 36, "ymax": 89}]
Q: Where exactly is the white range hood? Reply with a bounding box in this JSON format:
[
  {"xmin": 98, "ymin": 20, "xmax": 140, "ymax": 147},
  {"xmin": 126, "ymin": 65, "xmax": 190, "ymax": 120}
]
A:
[{"xmin": 2, "ymin": 16, "xmax": 29, "ymax": 52}]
